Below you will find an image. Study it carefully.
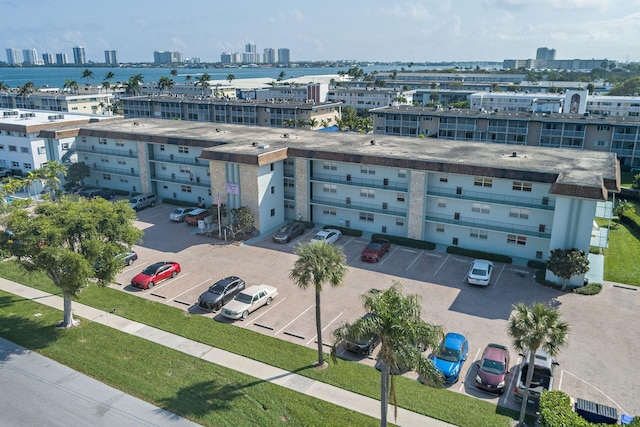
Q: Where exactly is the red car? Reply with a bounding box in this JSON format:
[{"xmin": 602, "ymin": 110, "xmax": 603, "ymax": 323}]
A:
[
  {"xmin": 131, "ymin": 261, "xmax": 181, "ymax": 289},
  {"xmin": 360, "ymin": 238, "xmax": 391, "ymax": 262},
  {"xmin": 475, "ymin": 343, "xmax": 511, "ymax": 394}
]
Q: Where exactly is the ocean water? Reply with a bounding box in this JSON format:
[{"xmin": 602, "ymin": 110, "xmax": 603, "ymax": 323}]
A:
[{"xmin": 0, "ymin": 65, "xmax": 408, "ymax": 89}]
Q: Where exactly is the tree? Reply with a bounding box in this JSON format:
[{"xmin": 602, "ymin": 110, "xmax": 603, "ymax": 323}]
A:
[
  {"xmin": 226, "ymin": 74, "xmax": 235, "ymax": 85},
  {"xmin": 507, "ymin": 302, "xmax": 570, "ymax": 427},
  {"xmin": 64, "ymin": 162, "xmax": 91, "ymax": 190},
  {"xmin": 104, "ymin": 71, "xmax": 115, "ymax": 82},
  {"xmin": 0, "ymin": 81, "xmax": 9, "ymax": 92},
  {"xmin": 613, "ymin": 199, "xmax": 636, "ymax": 218},
  {"xmin": 320, "ymin": 119, "xmax": 328, "ymax": 128},
  {"xmin": 0, "ymin": 197, "xmax": 143, "ymax": 327},
  {"xmin": 608, "ymin": 76, "xmax": 640, "ymax": 96},
  {"xmin": 123, "ymin": 75, "xmax": 142, "ymax": 95},
  {"xmin": 277, "ymin": 71, "xmax": 286, "ymax": 81},
  {"xmin": 185, "ymin": 75, "xmax": 192, "ymax": 84},
  {"xmin": 291, "ymin": 240, "xmax": 348, "ymax": 366},
  {"xmin": 546, "ymin": 248, "xmax": 589, "ymax": 291},
  {"xmin": 158, "ymin": 76, "xmax": 174, "ymax": 93},
  {"xmin": 332, "ymin": 283, "xmax": 443, "ymax": 427},
  {"xmin": 374, "ymin": 78, "xmax": 386, "ymax": 87},
  {"xmin": 195, "ymin": 73, "xmax": 210, "ymax": 96},
  {"xmin": 40, "ymin": 161, "xmax": 67, "ymax": 200},
  {"xmin": 81, "ymin": 69, "xmax": 94, "ymax": 84},
  {"xmin": 63, "ymin": 79, "xmax": 78, "ymax": 93},
  {"xmin": 308, "ymin": 117, "xmax": 318, "ymax": 129},
  {"xmin": 18, "ymin": 81, "xmax": 35, "ymax": 96},
  {"xmin": 170, "ymin": 69, "xmax": 178, "ymax": 78},
  {"xmin": 230, "ymin": 206, "xmax": 254, "ymax": 234}
]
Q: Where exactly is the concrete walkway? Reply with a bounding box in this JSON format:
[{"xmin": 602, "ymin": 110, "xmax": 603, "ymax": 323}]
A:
[{"xmin": 0, "ymin": 278, "xmax": 455, "ymax": 427}]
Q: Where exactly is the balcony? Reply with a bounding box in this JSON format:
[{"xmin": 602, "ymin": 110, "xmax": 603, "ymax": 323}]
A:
[
  {"xmin": 151, "ymin": 173, "xmax": 211, "ymax": 188},
  {"xmin": 425, "ymin": 212, "xmax": 551, "ymax": 238},
  {"xmin": 427, "ymin": 186, "xmax": 555, "ymax": 210},
  {"xmin": 149, "ymin": 153, "xmax": 208, "ymax": 167},
  {"xmin": 610, "ymin": 147, "xmax": 635, "ymax": 156},
  {"xmin": 311, "ymin": 196, "xmax": 407, "ymax": 217},
  {"xmin": 612, "ymin": 133, "xmax": 638, "ymax": 142},
  {"xmin": 92, "ymin": 165, "xmax": 138, "ymax": 177},
  {"xmin": 311, "ymin": 172, "xmax": 409, "ymax": 192},
  {"xmin": 77, "ymin": 146, "xmax": 138, "ymax": 158}
]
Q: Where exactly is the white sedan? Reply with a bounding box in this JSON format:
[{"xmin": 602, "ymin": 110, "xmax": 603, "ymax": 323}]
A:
[
  {"xmin": 222, "ymin": 285, "xmax": 278, "ymax": 320},
  {"xmin": 466, "ymin": 259, "xmax": 494, "ymax": 286},
  {"xmin": 311, "ymin": 228, "xmax": 342, "ymax": 244}
]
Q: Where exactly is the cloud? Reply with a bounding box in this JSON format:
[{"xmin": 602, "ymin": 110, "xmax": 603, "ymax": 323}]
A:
[{"xmin": 378, "ymin": 2, "xmax": 430, "ymax": 20}]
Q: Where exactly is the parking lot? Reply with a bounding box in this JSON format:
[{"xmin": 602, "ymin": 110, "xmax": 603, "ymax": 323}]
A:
[{"xmin": 113, "ymin": 203, "xmax": 640, "ymax": 418}]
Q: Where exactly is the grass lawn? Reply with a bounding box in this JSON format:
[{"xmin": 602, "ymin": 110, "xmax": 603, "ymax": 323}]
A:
[
  {"xmin": 600, "ymin": 216, "xmax": 640, "ymax": 286},
  {"xmin": 0, "ymin": 261, "xmax": 517, "ymax": 427}
]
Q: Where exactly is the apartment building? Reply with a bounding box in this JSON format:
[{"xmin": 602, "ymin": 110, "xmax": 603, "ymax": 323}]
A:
[
  {"xmin": 120, "ymin": 96, "xmax": 341, "ymax": 130},
  {"xmin": 370, "ymin": 104, "xmax": 640, "ymax": 169},
  {"xmin": 0, "ymin": 91, "xmax": 114, "ymax": 115},
  {"xmin": 327, "ymin": 87, "xmax": 410, "ymax": 113},
  {"xmin": 73, "ymin": 46, "xmax": 86, "ymax": 65},
  {"xmin": 0, "ymin": 109, "xmax": 120, "ymax": 174},
  {"xmin": 75, "ymin": 119, "xmax": 619, "ymax": 284}
]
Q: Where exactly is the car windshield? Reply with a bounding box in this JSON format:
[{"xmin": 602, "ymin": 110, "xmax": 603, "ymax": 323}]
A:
[
  {"xmin": 471, "ymin": 267, "xmax": 488, "ymax": 276},
  {"xmin": 436, "ymin": 346, "xmax": 460, "ymax": 362},
  {"xmin": 128, "ymin": 197, "xmax": 138, "ymax": 204},
  {"xmin": 141, "ymin": 266, "xmax": 159, "ymax": 275},
  {"xmin": 278, "ymin": 225, "xmax": 290, "ymax": 233},
  {"xmin": 312, "ymin": 235, "xmax": 324, "ymax": 241},
  {"xmin": 234, "ymin": 292, "xmax": 253, "ymax": 304},
  {"xmin": 208, "ymin": 284, "xmax": 224, "ymax": 294},
  {"xmin": 367, "ymin": 242, "xmax": 383, "ymax": 250},
  {"xmin": 480, "ymin": 358, "xmax": 505, "ymax": 375},
  {"xmin": 172, "ymin": 209, "xmax": 184, "ymax": 214}
]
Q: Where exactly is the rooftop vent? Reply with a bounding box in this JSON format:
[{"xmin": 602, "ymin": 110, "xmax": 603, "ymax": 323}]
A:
[
  {"xmin": 258, "ymin": 143, "xmax": 270, "ymax": 149},
  {"xmin": 215, "ymin": 128, "xmax": 221, "ymax": 132},
  {"xmin": 133, "ymin": 121, "xmax": 139, "ymax": 126},
  {"xmin": 511, "ymin": 151, "xmax": 518, "ymax": 157},
  {"xmin": 370, "ymin": 140, "xmax": 376, "ymax": 145},
  {"xmin": 283, "ymin": 133, "xmax": 289, "ymax": 138}
]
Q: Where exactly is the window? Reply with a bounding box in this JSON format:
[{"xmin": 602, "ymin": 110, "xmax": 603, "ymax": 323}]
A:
[
  {"xmin": 397, "ymin": 169, "xmax": 406, "ymax": 178},
  {"xmin": 323, "ymin": 184, "xmax": 337, "ymax": 193},
  {"xmin": 98, "ymin": 138, "xmax": 107, "ymax": 145},
  {"xmin": 512, "ymin": 181, "xmax": 532, "ymax": 192},
  {"xmin": 323, "ymin": 207, "xmax": 337, "ymax": 216},
  {"xmin": 159, "ymin": 145, "xmax": 165, "ymax": 151},
  {"xmin": 507, "ymin": 234, "xmax": 526, "ymax": 245},
  {"xmin": 270, "ymin": 186, "xmax": 275, "ymax": 194},
  {"xmin": 536, "ymin": 251, "xmax": 543, "ymax": 259},
  {"xmin": 474, "ymin": 177, "xmax": 492, "ymax": 187},
  {"xmin": 181, "ymin": 185, "xmax": 192, "ymax": 193},
  {"xmin": 270, "ymin": 163, "xmax": 274, "ymax": 172},
  {"xmin": 23, "ymin": 163, "xmax": 32, "ymax": 169},
  {"xmin": 596, "ymin": 125, "xmax": 610, "ymax": 131},
  {"xmin": 439, "ymin": 176, "xmax": 448, "ymax": 183},
  {"xmin": 9, "ymin": 145, "xmax": 17, "ymax": 152},
  {"xmin": 11, "ymin": 161, "xmax": 19, "ymax": 167},
  {"xmin": 102, "ymin": 174, "xmax": 111, "ymax": 180},
  {"xmin": 37, "ymin": 146, "xmax": 46, "ymax": 154},
  {"xmin": 360, "ymin": 165, "xmax": 376, "ymax": 175},
  {"xmin": 178, "ymin": 146, "xmax": 189, "ymax": 154},
  {"xmin": 360, "ymin": 188, "xmax": 375, "ymax": 198},
  {"xmin": 509, "ymin": 208, "xmax": 530, "ymax": 219},
  {"xmin": 270, "ymin": 208, "xmax": 275, "ymax": 217},
  {"xmin": 396, "ymin": 218, "xmax": 404, "ymax": 226},
  {"xmin": 81, "ymin": 136, "xmax": 86, "ymax": 142},
  {"xmin": 322, "ymin": 161, "xmax": 337, "ymax": 170},
  {"xmin": 470, "ymin": 229, "xmax": 488, "ymax": 239},
  {"xmin": 539, "ymin": 224, "xmax": 546, "ymax": 233},
  {"xmin": 595, "ymin": 140, "xmax": 608, "ymax": 147},
  {"xmin": 115, "ymin": 140, "xmax": 124, "ymax": 147},
  {"xmin": 61, "ymin": 143, "xmax": 69, "ymax": 150},
  {"xmin": 436, "ymin": 224, "xmax": 445, "ymax": 233},
  {"xmin": 471, "ymin": 203, "xmax": 490, "ymax": 214},
  {"xmin": 437, "ymin": 199, "xmax": 446, "ymax": 208},
  {"xmin": 20, "ymin": 147, "xmax": 29, "ymax": 153},
  {"xmin": 397, "ymin": 193, "xmax": 405, "ymax": 202},
  {"xmin": 359, "ymin": 212, "xmax": 374, "ymax": 222}
]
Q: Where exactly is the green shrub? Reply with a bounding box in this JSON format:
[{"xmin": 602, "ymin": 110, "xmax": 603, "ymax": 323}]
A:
[
  {"xmin": 297, "ymin": 220, "xmax": 314, "ymax": 229},
  {"xmin": 446, "ymin": 246, "xmax": 513, "ymax": 264},
  {"xmin": 371, "ymin": 234, "xmax": 436, "ymax": 250},
  {"xmin": 573, "ymin": 282, "xmax": 602, "ymax": 295},
  {"xmin": 323, "ymin": 225, "xmax": 362, "ymax": 237},
  {"xmin": 158, "ymin": 198, "xmax": 198, "ymax": 207},
  {"xmin": 538, "ymin": 390, "xmax": 634, "ymax": 426},
  {"xmin": 528, "ymin": 260, "xmax": 547, "ymax": 270},
  {"xmin": 589, "ymin": 246, "xmax": 602, "ymax": 254}
]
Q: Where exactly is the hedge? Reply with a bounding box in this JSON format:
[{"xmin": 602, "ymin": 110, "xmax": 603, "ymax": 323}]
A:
[
  {"xmin": 322, "ymin": 225, "xmax": 362, "ymax": 237},
  {"xmin": 446, "ymin": 246, "xmax": 513, "ymax": 264},
  {"xmin": 371, "ymin": 234, "xmax": 436, "ymax": 250},
  {"xmin": 539, "ymin": 390, "xmax": 639, "ymax": 427}
]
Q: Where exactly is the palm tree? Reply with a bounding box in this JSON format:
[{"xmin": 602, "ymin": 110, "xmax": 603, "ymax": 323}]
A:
[
  {"xmin": 81, "ymin": 68, "xmax": 94, "ymax": 85},
  {"xmin": 320, "ymin": 119, "xmax": 328, "ymax": 128},
  {"xmin": 289, "ymin": 240, "xmax": 348, "ymax": 366},
  {"xmin": 277, "ymin": 71, "xmax": 286, "ymax": 81},
  {"xmin": 195, "ymin": 73, "xmax": 210, "ymax": 96},
  {"xmin": 39, "ymin": 161, "xmax": 67, "ymax": 200},
  {"xmin": 226, "ymin": 74, "xmax": 235, "ymax": 85},
  {"xmin": 185, "ymin": 75, "xmax": 192, "ymax": 85},
  {"xmin": 123, "ymin": 75, "xmax": 142, "ymax": 95},
  {"xmin": 308, "ymin": 118, "xmax": 318, "ymax": 129},
  {"xmin": 170, "ymin": 69, "xmax": 178, "ymax": 78},
  {"xmin": 332, "ymin": 283, "xmax": 443, "ymax": 427},
  {"xmin": 0, "ymin": 81, "xmax": 9, "ymax": 92},
  {"xmin": 104, "ymin": 71, "xmax": 115, "ymax": 82},
  {"xmin": 158, "ymin": 76, "xmax": 174, "ymax": 94},
  {"xmin": 507, "ymin": 302, "xmax": 570, "ymax": 427},
  {"xmin": 17, "ymin": 81, "xmax": 35, "ymax": 96},
  {"xmin": 63, "ymin": 79, "xmax": 78, "ymax": 93}
]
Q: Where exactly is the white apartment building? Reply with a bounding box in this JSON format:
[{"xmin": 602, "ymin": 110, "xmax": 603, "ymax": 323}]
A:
[
  {"xmin": 327, "ymin": 87, "xmax": 411, "ymax": 113},
  {"xmin": 586, "ymin": 95, "xmax": 640, "ymax": 118}
]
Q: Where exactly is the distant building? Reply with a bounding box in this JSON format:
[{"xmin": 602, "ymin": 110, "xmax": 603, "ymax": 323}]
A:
[
  {"xmin": 536, "ymin": 47, "xmax": 557, "ymax": 61},
  {"xmin": 22, "ymin": 49, "xmax": 40, "ymax": 65},
  {"xmin": 55, "ymin": 53, "xmax": 68, "ymax": 65},
  {"xmin": 104, "ymin": 50, "xmax": 118, "ymax": 65},
  {"xmin": 504, "ymin": 48, "xmax": 610, "ymax": 71},
  {"xmin": 263, "ymin": 48, "xmax": 275, "ymax": 64},
  {"xmin": 243, "ymin": 43, "xmax": 259, "ymax": 63},
  {"xmin": 277, "ymin": 48, "xmax": 290, "ymax": 63},
  {"xmin": 153, "ymin": 50, "xmax": 183, "ymax": 64},
  {"xmin": 42, "ymin": 53, "xmax": 54, "ymax": 65},
  {"xmin": 220, "ymin": 52, "xmax": 233, "ymax": 64},
  {"xmin": 0, "ymin": 90, "xmax": 114, "ymax": 115},
  {"xmin": 5, "ymin": 48, "xmax": 22, "ymax": 65},
  {"xmin": 73, "ymin": 46, "xmax": 86, "ymax": 65}
]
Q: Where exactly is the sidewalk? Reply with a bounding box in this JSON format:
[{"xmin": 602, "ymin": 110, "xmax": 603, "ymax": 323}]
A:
[{"xmin": 0, "ymin": 278, "xmax": 455, "ymax": 427}]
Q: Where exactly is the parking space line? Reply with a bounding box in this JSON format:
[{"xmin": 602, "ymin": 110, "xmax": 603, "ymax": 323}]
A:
[
  {"xmin": 379, "ymin": 246, "xmax": 400, "ymax": 266},
  {"xmin": 432, "ymin": 254, "xmax": 451, "ymax": 277},
  {"xmin": 141, "ymin": 272, "xmax": 189, "ymax": 296},
  {"xmin": 306, "ymin": 312, "xmax": 343, "ymax": 346},
  {"xmin": 341, "ymin": 236, "xmax": 356, "ymax": 247},
  {"xmin": 422, "ymin": 252, "xmax": 442, "ymax": 258},
  {"xmin": 400, "ymin": 248, "xmax": 417, "ymax": 253},
  {"xmin": 491, "ymin": 264, "xmax": 507, "ymax": 289},
  {"xmin": 246, "ymin": 297, "xmax": 286, "ymax": 324},
  {"xmin": 275, "ymin": 304, "xmax": 314, "ymax": 335},
  {"xmin": 502, "ymin": 361, "xmax": 520, "ymax": 406},
  {"xmin": 405, "ymin": 250, "xmax": 423, "ymax": 271},
  {"xmin": 461, "ymin": 347, "xmax": 482, "ymax": 392},
  {"xmin": 167, "ymin": 278, "xmax": 210, "ymax": 303},
  {"xmin": 561, "ymin": 370, "xmax": 627, "ymax": 413}
]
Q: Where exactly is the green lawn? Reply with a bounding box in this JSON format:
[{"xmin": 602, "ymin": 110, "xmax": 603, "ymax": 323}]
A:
[
  {"xmin": 600, "ymin": 215, "xmax": 640, "ymax": 286},
  {"xmin": 0, "ymin": 261, "xmax": 517, "ymax": 427}
]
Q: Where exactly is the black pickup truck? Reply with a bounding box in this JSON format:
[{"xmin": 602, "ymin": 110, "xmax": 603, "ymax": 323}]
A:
[{"xmin": 514, "ymin": 349, "xmax": 558, "ymax": 403}]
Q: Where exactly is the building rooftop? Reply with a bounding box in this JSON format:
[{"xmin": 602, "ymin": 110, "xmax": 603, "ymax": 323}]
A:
[
  {"xmin": 79, "ymin": 118, "xmax": 620, "ymax": 201},
  {"xmin": 0, "ymin": 108, "xmax": 119, "ymax": 135},
  {"xmin": 122, "ymin": 95, "xmax": 342, "ymax": 109}
]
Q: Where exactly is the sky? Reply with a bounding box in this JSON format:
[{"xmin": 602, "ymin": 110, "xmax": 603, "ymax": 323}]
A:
[{"xmin": 3, "ymin": 0, "xmax": 640, "ymax": 64}]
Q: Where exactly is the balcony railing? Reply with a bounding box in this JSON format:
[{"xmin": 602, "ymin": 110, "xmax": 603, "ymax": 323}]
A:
[
  {"xmin": 92, "ymin": 165, "xmax": 138, "ymax": 177},
  {"xmin": 311, "ymin": 172, "xmax": 409, "ymax": 192},
  {"xmin": 149, "ymin": 153, "xmax": 208, "ymax": 167},
  {"xmin": 427, "ymin": 186, "xmax": 555, "ymax": 210},
  {"xmin": 610, "ymin": 148, "xmax": 635, "ymax": 156},
  {"xmin": 425, "ymin": 212, "xmax": 551, "ymax": 238},
  {"xmin": 77, "ymin": 146, "xmax": 138, "ymax": 158},
  {"xmin": 151, "ymin": 173, "xmax": 211, "ymax": 188},
  {"xmin": 311, "ymin": 196, "xmax": 407, "ymax": 217}
]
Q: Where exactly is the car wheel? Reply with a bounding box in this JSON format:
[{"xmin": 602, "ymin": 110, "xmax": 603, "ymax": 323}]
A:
[
  {"xmin": 150, "ymin": 202, "xmax": 156, "ymax": 207},
  {"xmin": 366, "ymin": 344, "xmax": 374, "ymax": 356},
  {"xmin": 171, "ymin": 271, "xmax": 177, "ymax": 278},
  {"xmin": 241, "ymin": 310, "xmax": 249, "ymax": 320},
  {"xmin": 126, "ymin": 258, "xmax": 133, "ymax": 266},
  {"xmin": 216, "ymin": 301, "xmax": 223, "ymax": 311},
  {"xmin": 375, "ymin": 255, "xmax": 380, "ymax": 262},
  {"xmin": 266, "ymin": 297, "xmax": 273, "ymax": 305},
  {"xmin": 147, "ymin": 281, "xmax": 154, "ymax": 289}
]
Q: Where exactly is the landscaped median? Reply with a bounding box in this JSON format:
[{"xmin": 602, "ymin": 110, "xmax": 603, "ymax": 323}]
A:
[{"xmin": 0, "ymin": 261, "xmax": 517, "ymax": 427}]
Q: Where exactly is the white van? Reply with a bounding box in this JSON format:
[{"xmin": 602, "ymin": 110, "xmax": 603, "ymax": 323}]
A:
[{"xmin": 128, "ymin": 193, "xmax": 157, "ymax": 211}]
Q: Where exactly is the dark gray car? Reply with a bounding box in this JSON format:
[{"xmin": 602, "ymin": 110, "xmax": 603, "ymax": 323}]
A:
[
  {"xmin": 272, "ymin": 222, "xmax": 306, "ymax": 243},
  {"xmin": 198, "ymin": 276, "xmax": 246, "ymax": 311}
]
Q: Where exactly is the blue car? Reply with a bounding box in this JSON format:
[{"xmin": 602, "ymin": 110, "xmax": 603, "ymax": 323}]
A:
[{"xmin": 431, "ymin": 332, "xmax": 469, "ymax": 383}]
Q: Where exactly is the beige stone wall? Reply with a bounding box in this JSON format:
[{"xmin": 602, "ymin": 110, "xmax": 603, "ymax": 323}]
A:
[
  {"xmin": 407, "ymin": 170, "xmax": 425, "ymax": 240},
  {"xmin": 137, "ymin": 141, "xmax": 151, "ymax": 194},
  {"xmin": 295, "ymin": 159, "xmax": 309, "ymax": 221},
  {"xmin": 209, "ymin": 161, "xmax": 227, "ymax": 204},
  {"xmin": 238, "ymin": 163, "xmax": 261, "ymax": 232}
]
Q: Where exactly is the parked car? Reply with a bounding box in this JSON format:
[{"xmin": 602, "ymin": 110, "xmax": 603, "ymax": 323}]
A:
[
  {"xmin": 169, "ymin": 207, "xmax": 197, "ymax": 222},
  {"xmin": 514, "ymin": 349, "xmax": 558, "ymax": 404},
  {"xmin": 198, "ymin": 276, "xmax": 246, "ymax": 311},
  {"xmin": 431, "ymin": 332, "xmax": 469, "ymax": 383},
  {"xmin": 466, "ymin": 259, "xmax": 494, "ymax": 286},
  {"xmin": 0, "ymin": 168, "xmax": 12, "ymax": 178},
  {"xmin": 95, "ymin": 189, "xmax": 115, "ymax": 200},
  {"xmin": 475, "ymin": 343, "xmax": 510, "ymax": 394},
  {"xmin": 221, "ymin": 285, "xmax": 278, "ymax": 320},
  {"xmin": 130, "ymin": 261, "xmax": 181, "ymax": 290},
  {"xmin": 311, "ymin": 228, "xmax": 342, "ymax": 244},
  {"xmin": 272, "ymin": 222, "xmax": 306, "ymax": 243},
  {"xmin": 77, "ymin": 188, "xmax": 100, "ymax": 198},
  {"xmin": 128, "ymin": 193, "xmax": 157, "ymax": 211},
  {"xmin": 118, "ymin": 251, "xmax": 138, "ymax": 266},
  {"xmin": 360, "ymin": 238, "xmax": 391, "ymax": 262},
  {"xmin": 343, "ymin": 313, "xmax": 381, "ymax": 356},
  {"xmin": 184, "ymin": 208, "xmax": 212, "ymax": 226}
]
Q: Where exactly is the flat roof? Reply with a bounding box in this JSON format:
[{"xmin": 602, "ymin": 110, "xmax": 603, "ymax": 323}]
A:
[{"xmin": 79, "ymin": 118, "xmax": 620, "ymax": 200}]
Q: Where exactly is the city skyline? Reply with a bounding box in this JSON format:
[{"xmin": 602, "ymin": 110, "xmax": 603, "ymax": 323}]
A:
[{"xmin": 1, "ymin": 0, "xmax": 640, "ymax": 64}]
